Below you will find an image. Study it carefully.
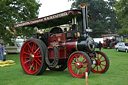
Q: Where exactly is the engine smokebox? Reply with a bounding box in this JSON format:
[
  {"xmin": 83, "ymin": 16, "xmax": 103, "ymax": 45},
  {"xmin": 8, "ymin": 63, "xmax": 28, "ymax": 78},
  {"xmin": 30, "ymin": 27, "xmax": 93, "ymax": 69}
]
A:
[{"xmin": 65, "ymin": 37, "xmax": 95, "ymax": 53}]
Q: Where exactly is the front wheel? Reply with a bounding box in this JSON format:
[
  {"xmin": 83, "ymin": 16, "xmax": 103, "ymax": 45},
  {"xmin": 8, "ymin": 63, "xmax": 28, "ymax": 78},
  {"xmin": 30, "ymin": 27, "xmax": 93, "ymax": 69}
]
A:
[
  {"xmin": 68, "ymin": 51, "xmax": 91, "ymax": 78},
  {"xmin": 116, "ymin": 48, "xmax": 119, "ymax": 52},
  {"xmin": 125, "ymin": 49, "xmax": 128, "ymax": 53},
  {"xmin": 91, "ymin": 51, "xmax": 109, "ymax": 73}
]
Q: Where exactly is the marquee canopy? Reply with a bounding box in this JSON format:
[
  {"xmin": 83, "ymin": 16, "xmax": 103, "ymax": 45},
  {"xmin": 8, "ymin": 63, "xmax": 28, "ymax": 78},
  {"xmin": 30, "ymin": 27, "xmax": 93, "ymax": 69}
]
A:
[{"xmin": 14, "ymin": 9, "xmax": 81, "ymax": 29}]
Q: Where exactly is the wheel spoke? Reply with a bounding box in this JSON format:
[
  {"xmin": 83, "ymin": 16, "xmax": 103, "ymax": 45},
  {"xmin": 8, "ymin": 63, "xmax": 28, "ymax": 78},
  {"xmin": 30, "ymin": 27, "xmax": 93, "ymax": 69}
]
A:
[
  {"xmin": 25, "ymin": 46, "xmax": 31, "ymax": 53},
  {"xmin": 73, "ymin": 58, "xmax": 76, "ymax": 62},
  {"xmin": 37, "ymin": 58, "xmax": 42, "ymax": 63},
  {"xmin": 34, "ymin": 47, "xmax": 40, "ymax": 54},
  {"xmin": 36, "ymin": 50, "xmax": 41, "ymax": 55},
  {"xmin": 83, "ymin": 67, "xmax": 87, "ymax": 71},
  {"xmin": 79, "ymin": 68, "xmax": 83, "ymax": 74},
  {"xmin": 25, "ymin": 56, "xmax": 29, "ymax": 59},
  {"xmin": 101, "ymin": 64, "xmax": 106, "ymax": 66},
  {"xmin": 92, "ymin": 65, "xmax": 96, "ymax": 69},
  {"xmin": 72, "ymin": 60, "xmax": 76, "ymax": 64},
  {"xmin": 34, "ymin": 59, "xmax": 41, "ymax": 66},
  {"xmin": 78, "ymin": 55, "xmax": 81, "ymax": 61},
  {"xmin": 96, "ymin": 54, "xmax": 99, "ymax": 58},
  {"xmin": 36, "ymin": 62, "xmax": 38, "ymax": 71},
  {"xmin": 71, "ymin": 64, "xmax": 76, "ymax": 67},
  {"xmin": 35, "ymin": 55, "xmax": 42, "ymax": 58},
  {"xmin": 27, "ymin": 43, "xmax": 33, "ymax": 52},
  {"xmin": 99, "ymin": 65, "xmax": 103, "ymax": 71},
  {"xmin": 29, "ymin": 63, "xmax": 34, "ymax": 71},
  {"xmin": 75, "ymin": 56, "xmax": 79, "ymax": 61},
  {"xmin": 24, "ymin": 60, "xmax": 31, "ymax": 64},
  {"xmin": 97, "ymin": 65, "xmax": 98, "ymax": 71},
  {"xmin": 81, "ymin": 58, "xmax": 85, "ymax": 63},
  {"xmin": 101, "ymin": 60, "xmax": 106, "ymax": 62},
  {"xmin": 32, "ymin": 43, "xmax": 35, "ymax": 51},
  {"xmin": 33, "ymin": 63, "xmax": 36, "ymax": 71},
  {"xmin": 73, "ymin": 67, "xmax": 77, "ymax": 71},
  {"xmin": 99, "ymin": 55, "xmax": 103, "ymax": 59},
  {"xmin": 24, "ymin": 51, "xmax": 30, "ymax": 55},
  {"xmin": 77, "ymin": 69, "xmax": 80, "ymax": 75},
  {"xmin": 83, "ymin": 63, "xmax": 87, "ymax": 65}
]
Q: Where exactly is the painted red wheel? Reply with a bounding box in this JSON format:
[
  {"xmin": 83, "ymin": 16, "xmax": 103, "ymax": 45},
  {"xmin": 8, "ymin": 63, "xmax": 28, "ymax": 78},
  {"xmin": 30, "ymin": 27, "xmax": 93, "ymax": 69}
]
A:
[
  {"xmin": 91, "ymin": 51, "xmax": 109, "ymax": 73},
  {"xmin": 68, "ymin": 51, "xmax": 91, "ymax": 78},
  {"xmin": 20, "ymin": 39, "xmax": 47, "ymax": 75}
]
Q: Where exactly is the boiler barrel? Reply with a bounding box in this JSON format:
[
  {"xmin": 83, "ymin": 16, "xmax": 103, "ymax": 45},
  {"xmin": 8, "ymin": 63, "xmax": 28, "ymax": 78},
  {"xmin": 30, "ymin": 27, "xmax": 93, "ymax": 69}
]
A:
[{"xmin": 65, "ymin": 37, "xmax": 95, "ymax": 53}]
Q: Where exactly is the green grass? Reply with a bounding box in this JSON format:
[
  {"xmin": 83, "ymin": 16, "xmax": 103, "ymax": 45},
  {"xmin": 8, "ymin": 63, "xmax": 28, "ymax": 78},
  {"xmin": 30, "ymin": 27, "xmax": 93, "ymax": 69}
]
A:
[{"xmin": 0, "ymin": 49, "xmax": 128, "ymax": 85}]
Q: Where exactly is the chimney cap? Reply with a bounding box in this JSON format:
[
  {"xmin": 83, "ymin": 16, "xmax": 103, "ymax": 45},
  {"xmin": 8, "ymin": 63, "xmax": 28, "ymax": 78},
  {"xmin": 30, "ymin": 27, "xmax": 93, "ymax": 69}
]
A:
[{"xmin": 79, "ymin": 3, "xmax": 88, "ymax": 8}]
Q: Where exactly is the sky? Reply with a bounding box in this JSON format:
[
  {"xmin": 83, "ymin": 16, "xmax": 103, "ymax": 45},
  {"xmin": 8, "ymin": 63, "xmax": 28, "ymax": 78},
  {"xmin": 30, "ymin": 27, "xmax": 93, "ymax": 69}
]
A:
[{"xmin": 38, "ymin": 0, "xmax": 74, "ymax": 18}]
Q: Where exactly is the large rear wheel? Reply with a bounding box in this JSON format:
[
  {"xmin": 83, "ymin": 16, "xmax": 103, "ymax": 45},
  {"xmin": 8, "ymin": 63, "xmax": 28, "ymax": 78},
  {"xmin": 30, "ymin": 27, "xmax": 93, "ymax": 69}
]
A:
[
  {"xmin": 68, "ymin": 51, "xmax": 91, "ymax": 78},
  {"xmin": 20, "ymin": 39, "xmax": 47, "ymax": 75},
  {"xmin": 91, "ymin": 51, "xmax": 109, "ymax": 73}
]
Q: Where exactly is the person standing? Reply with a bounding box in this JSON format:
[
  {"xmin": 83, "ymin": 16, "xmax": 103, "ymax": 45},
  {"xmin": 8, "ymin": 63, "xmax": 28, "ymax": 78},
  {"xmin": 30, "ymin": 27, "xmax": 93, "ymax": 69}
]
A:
[
  {"xmin": 0, "ymin": 43, "xmax": 5, "ymax": 60},
  {"xmin": 98, "ymin": 41, "xmax": 102, "ymax": 51}
]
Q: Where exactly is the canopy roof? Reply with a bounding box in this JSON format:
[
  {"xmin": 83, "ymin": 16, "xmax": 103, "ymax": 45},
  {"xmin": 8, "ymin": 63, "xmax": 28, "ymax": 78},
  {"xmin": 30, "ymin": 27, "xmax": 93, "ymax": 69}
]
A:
[
  {"xmin": 14, "ymin": 9, "xmax": 81, "ymax": 29},
  {"xmin": 101, "ymin": 34, "xmax": 119, "ymax": 37}
]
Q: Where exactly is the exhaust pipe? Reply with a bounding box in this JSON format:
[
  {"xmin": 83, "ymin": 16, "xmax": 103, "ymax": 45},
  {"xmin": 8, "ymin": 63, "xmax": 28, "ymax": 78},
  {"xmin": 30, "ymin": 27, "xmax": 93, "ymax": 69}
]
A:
[{"xmin": 80, "ymin": 3, "xmax": 88, "ymax": 35}]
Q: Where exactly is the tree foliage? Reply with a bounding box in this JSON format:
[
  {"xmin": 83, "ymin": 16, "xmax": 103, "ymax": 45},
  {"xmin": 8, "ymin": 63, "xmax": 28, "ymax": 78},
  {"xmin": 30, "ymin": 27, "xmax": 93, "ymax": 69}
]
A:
[
  {"xmin": 115, "ymin": 0, "xmax": 128, "ymax": 36},
  {"xmin": 71, "ymin": 0, "xmax": 121, "ymax": 37},
  {"xmin": 0, "ymin": 0, "xmax": 41, "ymax": 43}
]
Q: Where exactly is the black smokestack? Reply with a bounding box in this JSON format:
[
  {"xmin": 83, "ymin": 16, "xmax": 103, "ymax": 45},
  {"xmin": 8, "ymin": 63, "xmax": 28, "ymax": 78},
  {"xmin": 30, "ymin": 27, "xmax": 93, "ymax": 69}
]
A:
[{"xmin": 80, "ymin": 3, "xmax": 88, "ymax": 34}]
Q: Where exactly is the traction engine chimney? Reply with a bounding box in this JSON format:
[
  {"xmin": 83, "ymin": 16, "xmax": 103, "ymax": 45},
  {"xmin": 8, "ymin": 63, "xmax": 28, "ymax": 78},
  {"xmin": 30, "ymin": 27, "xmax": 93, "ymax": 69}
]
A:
[{"xmin": 80, "ymin": 3, "xmax": 88, "ymax": 35}]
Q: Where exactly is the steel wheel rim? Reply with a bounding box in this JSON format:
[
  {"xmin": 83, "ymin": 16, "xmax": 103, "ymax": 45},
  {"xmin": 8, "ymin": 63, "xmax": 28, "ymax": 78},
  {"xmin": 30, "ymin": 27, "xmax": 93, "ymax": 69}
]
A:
[
  {"xmin": 126, "ymin": 50, "xmax": 128, "ymax": 53},
  {"xmin": 91, "ymin": 52, "xmax": 107, "ymax": 73},
  {"xmin": 68, "ymin": 53, "xmax": 89, "ymax": 78},
  {"xmin": 21, "ymin": 41, "xmax": 42, "ymax": 74},
  {"xmin": 116, "ymin": 49, "xmax": 118, "ymax": 52}
]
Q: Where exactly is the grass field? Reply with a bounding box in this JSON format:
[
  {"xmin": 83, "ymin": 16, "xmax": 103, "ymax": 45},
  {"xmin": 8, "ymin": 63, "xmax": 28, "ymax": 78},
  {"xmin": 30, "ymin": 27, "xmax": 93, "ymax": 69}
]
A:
[{"xmin": 0, "ymin": 49, "xmax": 128, "ymax": 85}]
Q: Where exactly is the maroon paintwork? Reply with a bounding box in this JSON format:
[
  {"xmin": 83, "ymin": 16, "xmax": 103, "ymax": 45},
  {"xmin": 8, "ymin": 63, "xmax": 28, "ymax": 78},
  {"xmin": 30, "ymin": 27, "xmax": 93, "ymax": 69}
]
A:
[
  {"xmin": 48, "ymin": 33, "xmax": 77, "ymax": 59},
  {"xmin": 48, "ymin": 33, "xmax": 67, "ymax": 59}
]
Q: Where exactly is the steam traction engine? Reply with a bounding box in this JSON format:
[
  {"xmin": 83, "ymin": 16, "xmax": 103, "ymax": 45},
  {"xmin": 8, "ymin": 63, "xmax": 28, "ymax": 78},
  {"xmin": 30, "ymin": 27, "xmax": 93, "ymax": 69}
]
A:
[
  {"xmin": 14, "ymin": 4, "xmax": 109, "ymax": 78},
  {"xmin": 102, "ymin": 34, "xmax": 119, "ymax": 49}
]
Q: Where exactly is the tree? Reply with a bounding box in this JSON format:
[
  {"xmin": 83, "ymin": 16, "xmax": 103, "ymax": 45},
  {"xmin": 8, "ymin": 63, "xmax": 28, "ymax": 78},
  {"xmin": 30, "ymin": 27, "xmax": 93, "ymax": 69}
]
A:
[
  {"xmin": 115, "ymin": 0, "xmax": 128, "ymax": 36},
  {"xmin": 0, "ymin": 0, "xmax": 41, "ymax": 43},
  {"xmin": 71, "ymin": 0, "xmax": 121, "ymax": 37}
]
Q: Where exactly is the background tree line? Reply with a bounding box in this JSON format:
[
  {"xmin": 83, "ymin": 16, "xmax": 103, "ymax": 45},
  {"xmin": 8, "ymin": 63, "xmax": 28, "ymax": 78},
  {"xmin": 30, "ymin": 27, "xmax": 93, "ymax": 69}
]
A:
[
  {"xmin": 0, "ymin": 0, "xmax": 41, "ymax": 44},
  {"xmin": 71, "ymin": 0, "xmax": 128, "ymax": 38},
  {"xmin": 71, "ymin": 0, "xmax": 120, "ymax": 37},
  {"xmin": 0, "ymin": 0, "xmax": 127, "ymax": 43}
]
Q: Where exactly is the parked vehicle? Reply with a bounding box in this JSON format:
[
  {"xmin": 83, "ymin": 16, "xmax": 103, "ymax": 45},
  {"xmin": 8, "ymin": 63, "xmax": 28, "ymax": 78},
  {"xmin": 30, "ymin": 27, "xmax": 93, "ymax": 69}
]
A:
[
  {"xmin": 101, "ymin": 34, "xmax": 119, "ymax": 49},
  {"xmin": 5, "ymin": 38, "xmax": 25, "ymax": 53},
  {"xmin": 115, "ymin": 42, "xmax": 128, "ymax": 53},
  {"xmin": 13, "ymin": 3, "xmax": 109, "ymax": 78}
]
